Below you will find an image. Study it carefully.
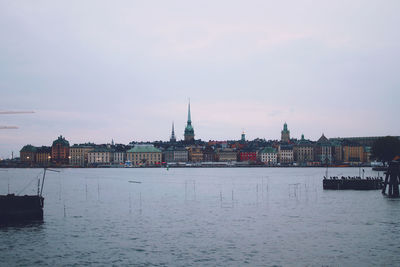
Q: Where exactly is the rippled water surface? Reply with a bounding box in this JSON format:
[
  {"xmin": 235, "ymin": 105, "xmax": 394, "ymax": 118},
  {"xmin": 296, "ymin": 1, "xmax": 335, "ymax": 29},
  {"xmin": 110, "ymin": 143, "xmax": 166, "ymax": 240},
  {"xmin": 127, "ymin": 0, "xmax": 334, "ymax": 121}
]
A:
[{"xmin": 1, "ymin": 168, "xmax": 400, "ymax": 266}]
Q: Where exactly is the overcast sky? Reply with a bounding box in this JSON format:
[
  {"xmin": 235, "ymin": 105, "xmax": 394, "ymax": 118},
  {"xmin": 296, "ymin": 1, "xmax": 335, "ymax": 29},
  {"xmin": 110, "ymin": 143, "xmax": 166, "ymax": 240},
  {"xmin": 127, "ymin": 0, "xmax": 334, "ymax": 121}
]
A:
[{"xmin": 1, "ymin": 0, "xmax": 399, "ymax": 158}]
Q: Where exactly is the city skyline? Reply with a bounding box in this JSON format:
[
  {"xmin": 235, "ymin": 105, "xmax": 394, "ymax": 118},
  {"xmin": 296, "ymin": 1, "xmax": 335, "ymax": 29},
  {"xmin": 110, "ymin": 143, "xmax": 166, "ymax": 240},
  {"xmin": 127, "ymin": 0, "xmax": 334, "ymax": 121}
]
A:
[{"xmin": 1, "ymin": 1, "xmax": 400, "ymax": 158}]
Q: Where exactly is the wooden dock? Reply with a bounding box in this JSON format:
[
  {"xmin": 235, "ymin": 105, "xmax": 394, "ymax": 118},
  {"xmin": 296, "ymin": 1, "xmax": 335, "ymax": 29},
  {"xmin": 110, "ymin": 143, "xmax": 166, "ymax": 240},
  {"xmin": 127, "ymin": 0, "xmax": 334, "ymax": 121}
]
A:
[{"xmin": 323, "ymin": 177, "xmax": 383, "ymax": 190}]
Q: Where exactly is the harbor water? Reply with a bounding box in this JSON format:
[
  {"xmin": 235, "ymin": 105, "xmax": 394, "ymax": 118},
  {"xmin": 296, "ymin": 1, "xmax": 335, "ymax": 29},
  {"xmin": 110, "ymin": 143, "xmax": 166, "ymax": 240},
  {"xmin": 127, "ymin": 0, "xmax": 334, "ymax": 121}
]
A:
[{"xmin": 1, "ymin": 168, "xmax": 400, "ymax": 266}]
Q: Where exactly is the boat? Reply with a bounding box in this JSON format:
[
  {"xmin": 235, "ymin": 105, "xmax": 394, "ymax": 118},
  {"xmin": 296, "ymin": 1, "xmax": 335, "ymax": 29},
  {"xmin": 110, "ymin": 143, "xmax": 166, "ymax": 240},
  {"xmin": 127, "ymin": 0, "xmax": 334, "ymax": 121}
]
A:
[
  {"xmin": 0, "ymin": 194, "xmax": 44, "ymax": 223},
  {"xmin": 0, "ymin": 168, "xmax": 56, "ymax": 224}
]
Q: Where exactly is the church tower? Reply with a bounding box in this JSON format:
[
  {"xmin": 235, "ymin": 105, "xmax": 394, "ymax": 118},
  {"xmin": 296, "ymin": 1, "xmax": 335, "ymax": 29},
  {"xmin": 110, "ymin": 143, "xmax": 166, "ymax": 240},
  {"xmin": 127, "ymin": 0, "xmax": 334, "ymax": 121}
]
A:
[
  {"xmin": 170, "ymin": 122, "xmax": 176, "ymax": 143},
  {"xmin": 184, "ymin": 101, "xmax": 195, "ymax": 142},
  {"xmin": 281, "ymin": 122, "xmax": 290, "ymax": 143}
]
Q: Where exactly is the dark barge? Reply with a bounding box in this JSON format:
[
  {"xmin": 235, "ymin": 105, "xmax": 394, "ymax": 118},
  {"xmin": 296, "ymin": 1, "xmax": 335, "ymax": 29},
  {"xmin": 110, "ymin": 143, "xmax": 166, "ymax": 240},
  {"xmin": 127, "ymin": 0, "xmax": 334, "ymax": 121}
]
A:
[
  {"xmin": 0, "ymin": 168, "xmax": 57, "ymax": 224},
  {"xmin": 323, "ymin": 177, "xmax": 383, "ymax": 190},
  {"xmin": 0, "ymin": 194, "xmax": 44, "ymax": 223}
]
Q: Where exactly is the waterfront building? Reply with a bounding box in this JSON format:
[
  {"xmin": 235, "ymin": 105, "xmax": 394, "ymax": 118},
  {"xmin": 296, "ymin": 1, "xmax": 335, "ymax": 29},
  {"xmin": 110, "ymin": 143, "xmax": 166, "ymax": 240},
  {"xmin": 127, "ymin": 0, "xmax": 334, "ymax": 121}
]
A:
[
  {"xmin": 113, "ymin": 146, "xmax": 126, "ymax": 164},
  {"xmin": 69, "ymin": 144, "xmax": 94, "ymax": 167},
  {"xmin": 259, "ymin": 147, "xmax": 278, "ymax": 165},
  {"xmin": 36, "ymin": 146, "xmax": 51, "ymax": 166},
  {"xmin": 126, "ymin": 144, "xmax": 162, "ymax": 166},
  {"xmin": 342, "ymin": 140, "xmax": 364, "ymax": 164},
  {"xmin": 170, "ymin": 122, "xmax": 177, "ymax": 143},
  {"xmin": 51, "ymin": 135, "xmax": 70, "ymax": 165},
  {"xmin": 216, "ymin": 148, "xmax": 237, "ymax": 162},
  {"xmin": 330, "ymin": 136, "xmax": 400, "ymax": 147},
  {"xmin": 281, "ymin": 122, "xmax": 290, "ymax": 143},
  {"xmin": 315, "ymin": 134, "xmax": 332, "ymax": 164},
  {"xmin": 294, "ymin": 134, "xmax": 314, "ymax": 165},
  {"xmin": 163, "ymin": 146, "xmax": 188, "ymax": 163},
  {"xmin": 278, "ymin": 144, "xmax": 294, "ymax": 164},
  {"xmin": 188, "ymin": 145, "xmax": 203, "ymax": 162},
  {"xmin": 184, "ymin": 101, "xmax": 195, "ymax": 143},
  {"xmin": 163, "ymin": 147, "xmax": 175, "ymax": 163},
  {"xmin": 363, "ymin": 146, "xmax": 372, "ymax": 163},
  {"xmin": 203, "ymin": 146, "xmax": 216, "ymax": 162},
  {"xmin": 239, "ymin": 148, "xmax": 257, "ymax": 162},
  {"xmin": 20, "ymin": 145, "xmax": 37, "ymax": 164},
  {"xmin": 331, "ymin": 140, "xmax": 343, "ymax": 163},
  {"xmin": 174, "ymin": 146, "xmax": 189, "ymax": 162},
  {"xmin": 88, "ymin": 147, "xmax": 114, "ymax": 165}
]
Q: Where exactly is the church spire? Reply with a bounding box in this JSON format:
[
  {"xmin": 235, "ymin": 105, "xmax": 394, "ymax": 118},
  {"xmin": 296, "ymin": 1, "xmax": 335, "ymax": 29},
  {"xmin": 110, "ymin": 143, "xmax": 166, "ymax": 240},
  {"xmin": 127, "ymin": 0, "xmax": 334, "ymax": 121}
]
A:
[
  {"xmin": 170, "ymin": 122, "xmax": 176, "ymax": 143},
  {"xmin": 187, "ymin": 99, "xmax": 192, "ymax": 124},
  {"xmin": 184, "ymin": 99, "xmax": 194, "ymax": 142}
]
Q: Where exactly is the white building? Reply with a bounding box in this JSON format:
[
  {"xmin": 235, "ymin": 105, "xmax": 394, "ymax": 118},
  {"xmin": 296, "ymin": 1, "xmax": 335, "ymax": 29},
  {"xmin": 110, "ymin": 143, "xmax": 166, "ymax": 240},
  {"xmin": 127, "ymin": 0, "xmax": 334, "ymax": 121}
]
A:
[
  {"xmin": 278, "ymin": 144, "xmax": 294, "ymax": 164},
  {"xmin": 88, "ymin": 147, "xmax": 114, "ymax": 165},
  {"xmin": 259, "ymin": 147, "xmax": 278, "ymax": 165}
]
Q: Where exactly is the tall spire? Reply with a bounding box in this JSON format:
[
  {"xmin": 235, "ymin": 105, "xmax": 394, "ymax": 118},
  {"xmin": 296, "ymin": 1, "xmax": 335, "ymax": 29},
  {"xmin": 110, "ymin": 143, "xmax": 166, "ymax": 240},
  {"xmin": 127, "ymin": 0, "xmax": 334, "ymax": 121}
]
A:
[
  {"xmin": 187, "ymin": 99, "xmax": 191, "ymax": 124},
  {"xmin": 170, "ymin": 121, "xmax": 176, "ymax": 143},
  {"xmin": 184, "ymin": 99, "xmax": 195, "ymax": 142}
]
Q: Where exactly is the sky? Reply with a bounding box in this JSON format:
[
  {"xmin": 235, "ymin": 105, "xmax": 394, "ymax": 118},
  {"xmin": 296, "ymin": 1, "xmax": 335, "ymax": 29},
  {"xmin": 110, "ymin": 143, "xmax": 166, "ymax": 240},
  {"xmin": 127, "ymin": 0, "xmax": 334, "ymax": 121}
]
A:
[{"xmin": 1, "ymin": 0, "xmax": 400, "ymax": 158}]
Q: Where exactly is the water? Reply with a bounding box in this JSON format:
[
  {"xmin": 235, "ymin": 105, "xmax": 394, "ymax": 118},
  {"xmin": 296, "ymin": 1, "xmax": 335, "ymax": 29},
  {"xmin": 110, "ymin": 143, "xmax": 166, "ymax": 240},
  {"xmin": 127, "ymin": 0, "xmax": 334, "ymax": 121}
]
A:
[{"xmin": 1, "ymin": 168, "xmax": 399, "ymax": 266}]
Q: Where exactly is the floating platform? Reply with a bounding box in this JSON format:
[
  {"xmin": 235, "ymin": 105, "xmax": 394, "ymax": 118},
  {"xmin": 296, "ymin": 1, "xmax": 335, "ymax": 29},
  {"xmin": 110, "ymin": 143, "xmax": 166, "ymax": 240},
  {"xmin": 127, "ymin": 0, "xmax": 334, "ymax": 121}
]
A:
[
  {"xmin": 323, "ymin": 177, "xmax": 383, "ymax": 190},
  {"xmin": 0, "ymin": 194, "xmax": 44, "ymax": 224}
]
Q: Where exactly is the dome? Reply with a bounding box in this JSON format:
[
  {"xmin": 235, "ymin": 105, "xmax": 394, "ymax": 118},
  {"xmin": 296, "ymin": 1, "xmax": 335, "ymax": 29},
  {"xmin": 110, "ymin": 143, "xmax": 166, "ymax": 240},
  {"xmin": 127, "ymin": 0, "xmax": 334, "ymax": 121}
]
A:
[
  {"xmin": 52, "ymin": 135, "xmax": 70, "ymax": 147},
  {"xmin": 20, "ymin": 144, "xmax": 37, "ymax": 153}
]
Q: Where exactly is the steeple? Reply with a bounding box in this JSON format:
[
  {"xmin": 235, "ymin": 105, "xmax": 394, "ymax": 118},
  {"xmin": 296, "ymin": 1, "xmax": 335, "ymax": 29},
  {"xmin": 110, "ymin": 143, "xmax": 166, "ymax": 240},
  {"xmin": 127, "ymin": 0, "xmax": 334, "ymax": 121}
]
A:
[
  {"xmin": 170, "ymin": 122, "xmax": 176, "ymax": 143},
  {"xmin": 187, "ymin": 100, "xmax": 192, "ymax": 124},
  {"xmin": 281, "ymin": 122, "xmax": 290, "ymax": 143},
  {"xmin": 241, "ymin": 130, "xmax": 246, "ymax": 142},
  {"xmin": 184, "ymin": 99, "xmax": 195, "ymax": 142}
]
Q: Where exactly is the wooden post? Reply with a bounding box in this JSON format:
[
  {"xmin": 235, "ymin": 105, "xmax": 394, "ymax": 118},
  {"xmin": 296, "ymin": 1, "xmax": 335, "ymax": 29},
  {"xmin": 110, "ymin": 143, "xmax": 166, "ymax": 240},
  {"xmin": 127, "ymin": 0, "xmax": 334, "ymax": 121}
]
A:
[{"xmin": 383, "ymin": 161, "xmax": 400, "ymax": 197}]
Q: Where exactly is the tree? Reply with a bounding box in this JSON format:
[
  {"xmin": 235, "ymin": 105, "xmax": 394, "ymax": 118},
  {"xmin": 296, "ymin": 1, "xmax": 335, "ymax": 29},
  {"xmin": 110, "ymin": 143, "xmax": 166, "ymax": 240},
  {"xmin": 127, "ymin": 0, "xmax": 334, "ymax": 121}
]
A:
[{"xmin": 371, "ymin": 136, "xmax": 400, "ymax": 164}]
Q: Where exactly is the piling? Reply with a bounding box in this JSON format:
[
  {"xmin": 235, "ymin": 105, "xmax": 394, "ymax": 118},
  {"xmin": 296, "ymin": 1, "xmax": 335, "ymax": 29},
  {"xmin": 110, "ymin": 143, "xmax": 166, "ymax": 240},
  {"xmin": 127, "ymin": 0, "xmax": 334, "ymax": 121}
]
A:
[{"xmin": 382, "ymin": 161, "xmax": 400, "ymax": 197}]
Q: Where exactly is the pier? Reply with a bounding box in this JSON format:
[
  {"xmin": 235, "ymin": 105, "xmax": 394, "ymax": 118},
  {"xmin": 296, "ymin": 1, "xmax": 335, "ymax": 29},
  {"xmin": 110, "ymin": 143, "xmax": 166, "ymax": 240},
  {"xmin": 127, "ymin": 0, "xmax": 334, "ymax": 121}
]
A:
[{"xmin": 323, "ymin": 176, "xmax": 383, "ymax": 190}]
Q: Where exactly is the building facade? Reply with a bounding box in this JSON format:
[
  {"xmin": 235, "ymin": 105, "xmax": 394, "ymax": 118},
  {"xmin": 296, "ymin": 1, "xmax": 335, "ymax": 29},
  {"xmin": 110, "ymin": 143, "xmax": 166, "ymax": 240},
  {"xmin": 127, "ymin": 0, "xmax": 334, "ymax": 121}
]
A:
[
  {"xmin": 203, "ymin": 146, "xmax": 216, "ymax": 162},
  {"xmin": 70, "ymin": 144, "xmax": 94, "ymax": 167},
  {"xmin": 174, "ymin": 146, "xmax": 189, "ymax": 162},
  {"xmin": 259, "ymin": 147, "xmax": 278, "ymax": 165},
  {"xmin": 36, "ymin": 146, "xmax": 51, "ymax": 166},
  {"xmin": 294, "ymin": 135, "xmax": 314, "ymax": 165},
  {"xmin": 20, "ymin": 145, "xmax": 37, "ymax": 164},
  {"xmin": 126, "ymin": 145, "xmax": 162, "ymax": 166},
  {"xmin": 216, "ymin": 148, "xmax": 237, "ymax": 162},
  {"xmin": 342, "ymin": 140, "xmax": 364, "ymax": 163},
  {"xmin": 51, "ymin": 135, "xmax": 70, "ymax": 165},
  {"xmin": 88, "ymin": 147, "xmax": 114, "ymax": 165},
  {"xmin": 315, "ymin": 134, "xmax": 332, "ymax": 164},
  {"xmin": 239, "ymin": 148, "xmax": 257, "ymax": 162},
  {"xmin": 188, "ymin": 146, "xmax": 203, "ymax": 162},
  {"xmin": 278, "ymin": 144, "xmax": 294, "ymax": 164}
]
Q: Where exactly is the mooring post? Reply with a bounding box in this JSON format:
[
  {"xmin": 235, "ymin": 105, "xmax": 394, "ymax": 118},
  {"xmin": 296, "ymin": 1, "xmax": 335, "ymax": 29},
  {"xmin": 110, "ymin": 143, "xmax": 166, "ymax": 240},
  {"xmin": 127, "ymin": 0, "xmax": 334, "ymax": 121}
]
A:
[
  {"xmin": 383, "ymin": 161, "xmax": 400, "ymax": 197},
  {"xmin": 393, "ymin": 174, "xmax": 399, "ymax": 197},
  {"xmin": 382, "ymin": 171, "xmax": 389, "ymax": 194}
]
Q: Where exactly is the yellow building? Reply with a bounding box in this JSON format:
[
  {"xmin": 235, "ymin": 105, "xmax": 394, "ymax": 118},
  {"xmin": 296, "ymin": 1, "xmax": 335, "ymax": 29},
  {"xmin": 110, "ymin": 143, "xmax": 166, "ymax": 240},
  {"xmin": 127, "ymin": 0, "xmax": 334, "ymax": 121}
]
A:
[
  {"xmin": 187, "ymin": 146, "xmax": 203, "ymax": 162},
  {"xmin": 20, "ymin": 145, "xmax": 37, "ymax": 164},
  {"xmin": 70, "ymin": 144, "xmax": 94, "ymax": 167},
  {"xmin": 343, "ymin": 141, "xmax": 364, "ymax": 163},
  {"xmin": 36, "ymin": 146, "xmax": 51, "ymax": 166},
  {"xmin": 126, "ymin": 145, "xmax": 162, "ymax": 166}
]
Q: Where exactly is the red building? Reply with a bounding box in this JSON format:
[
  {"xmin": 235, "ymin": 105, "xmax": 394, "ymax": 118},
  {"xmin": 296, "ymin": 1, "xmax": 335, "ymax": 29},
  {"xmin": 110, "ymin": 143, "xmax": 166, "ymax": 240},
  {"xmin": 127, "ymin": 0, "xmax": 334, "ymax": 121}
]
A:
[
  {"xmin": 51, "ymin": 135, "xmax": 70, "ymax": 165},
  {"xmin": 239, "ymin": 149, "xmax": 257, "ymax": 162}
]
